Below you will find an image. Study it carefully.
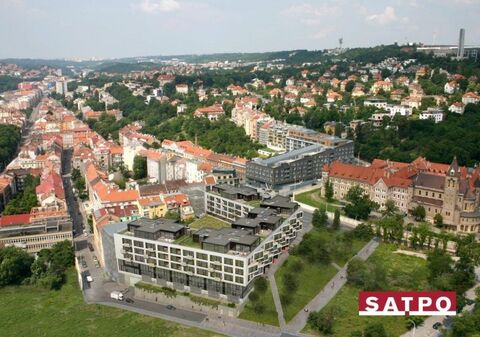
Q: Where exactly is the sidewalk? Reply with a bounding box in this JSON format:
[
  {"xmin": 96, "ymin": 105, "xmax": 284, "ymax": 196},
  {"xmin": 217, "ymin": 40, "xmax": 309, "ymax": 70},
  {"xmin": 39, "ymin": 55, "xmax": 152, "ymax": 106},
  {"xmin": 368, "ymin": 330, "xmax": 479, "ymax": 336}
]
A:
[{"xmin": 285, "ymin": 239, "xmax": 380, "ymax": 333}]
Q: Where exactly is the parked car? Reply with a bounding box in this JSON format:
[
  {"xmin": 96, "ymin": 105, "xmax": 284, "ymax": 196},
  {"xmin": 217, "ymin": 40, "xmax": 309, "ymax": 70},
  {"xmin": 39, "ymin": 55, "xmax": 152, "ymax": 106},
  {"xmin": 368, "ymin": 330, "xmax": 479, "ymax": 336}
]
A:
[
  {"xmin": 88, "ymin": 243, "xmax": 94, "ymax": 252},
  {"xmin": 433, "ymin": 322, "xmax": 442, "ymax": 330},
  {"xmin": 166, "ymin": 305, "xmax": 176, "ymax": 311},
  {"xmin": 125, "ymin": 298, "xmax": 134, "ymax": 304},
  {"xmin": 86, "ymin": 275, "xmax": 93, "ymax": 283}
]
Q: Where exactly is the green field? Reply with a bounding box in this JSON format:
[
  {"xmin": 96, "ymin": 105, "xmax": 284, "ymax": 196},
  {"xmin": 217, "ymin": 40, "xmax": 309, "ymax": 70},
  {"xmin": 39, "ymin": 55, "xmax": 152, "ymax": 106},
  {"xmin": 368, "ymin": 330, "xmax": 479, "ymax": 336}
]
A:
[
  {"xmin": 0, "ymin": 269, "xmax": 222, "ymax": 337},
  {"xmin": 238, "ymin": 283, "xmax": 279, "ymax": 326},
  {"xmin": 303, "ymin": 244, "xmax": 430, "ymax": 337},
  {"xmin": 274, "ymin": 229, "xmax": 368, "ymax": 322},
  {"xmin": 189, "ymin": 215, "xmax": 231, "ymax": 230},
  {"xmin": 294, "ymin": 189, "xmax": 343, "ymax": 213},
  {"xmin": 276, "ymin": 255, "xmax": 338, "ymax": 322}
]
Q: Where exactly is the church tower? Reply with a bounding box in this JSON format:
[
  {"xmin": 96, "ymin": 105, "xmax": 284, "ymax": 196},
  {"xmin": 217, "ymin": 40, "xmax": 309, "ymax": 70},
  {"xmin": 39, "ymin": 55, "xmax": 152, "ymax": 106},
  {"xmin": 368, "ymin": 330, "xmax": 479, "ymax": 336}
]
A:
[{"xmin": 443, "ymin": 156, "xmax": 460, "ymax": 226}]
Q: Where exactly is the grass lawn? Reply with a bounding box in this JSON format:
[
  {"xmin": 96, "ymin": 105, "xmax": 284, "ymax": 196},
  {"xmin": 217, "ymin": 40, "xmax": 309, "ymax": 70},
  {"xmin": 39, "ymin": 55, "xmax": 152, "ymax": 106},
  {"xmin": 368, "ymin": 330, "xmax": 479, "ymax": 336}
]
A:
[
  {"xmin": 174, "ymin": 235, "xmax": 201, "ymax": 248},
  {"xmin": 0, "ymin": 269, "xmax": 223, "ymax": 337},
  {"xmin": 246, "ymin": 199, "xmax": 262, "ymax": 207},
  {"xmin": 294, "ymin": 189, "xmax": 342, "ymax": 213},
  {"xmin": 275, "ymin": 255, "xmax": 338, "ymax": 322},
  {"xmin": 303, "ymin": 244, "xmax": 430, "ymax": 337},
  {"xmin": 299, "ymin": 228, "xmax": 369, "ymax": 267},
  {"xmin": 238, "ymin": 283, "xmax": 279, "ymax": 326},
  {"xmin": 273, "ymin": 228, "xmax": 369, "ymax": 322},
  {"xmin": 189, "ymin": 215, "xmax": 231, "ymax": 230}
]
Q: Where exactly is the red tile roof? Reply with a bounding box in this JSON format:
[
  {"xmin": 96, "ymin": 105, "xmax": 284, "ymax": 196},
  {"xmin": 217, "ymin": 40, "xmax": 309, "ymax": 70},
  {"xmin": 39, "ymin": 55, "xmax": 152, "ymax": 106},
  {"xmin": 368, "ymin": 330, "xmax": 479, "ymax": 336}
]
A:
[{"xmin": 0, "ymin": 214, "xmax": 31, "ymax": 227}]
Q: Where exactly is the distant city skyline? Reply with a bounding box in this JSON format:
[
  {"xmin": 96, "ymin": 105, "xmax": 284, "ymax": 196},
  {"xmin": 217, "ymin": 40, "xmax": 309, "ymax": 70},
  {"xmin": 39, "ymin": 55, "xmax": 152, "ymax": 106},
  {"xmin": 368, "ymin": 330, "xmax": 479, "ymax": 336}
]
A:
[{"xmin": 0, "ymin": 0, "xmax": 479, "ymax": 59}]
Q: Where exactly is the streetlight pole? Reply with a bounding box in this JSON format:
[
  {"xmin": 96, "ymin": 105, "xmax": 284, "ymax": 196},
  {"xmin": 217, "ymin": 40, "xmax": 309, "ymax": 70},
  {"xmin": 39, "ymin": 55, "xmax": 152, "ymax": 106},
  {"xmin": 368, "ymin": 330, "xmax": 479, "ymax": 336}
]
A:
[{"xmin": 408, "ymin": 319, "xmax": 416, "ymax": 337}]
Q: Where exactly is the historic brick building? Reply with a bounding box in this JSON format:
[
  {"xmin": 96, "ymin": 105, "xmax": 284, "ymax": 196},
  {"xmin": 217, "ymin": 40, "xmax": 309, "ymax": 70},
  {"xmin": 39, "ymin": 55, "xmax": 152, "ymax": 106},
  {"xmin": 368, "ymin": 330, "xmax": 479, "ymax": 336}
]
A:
[{"xmin": 322, "ymin": 157, "xmax": 480, "ymax": 233}]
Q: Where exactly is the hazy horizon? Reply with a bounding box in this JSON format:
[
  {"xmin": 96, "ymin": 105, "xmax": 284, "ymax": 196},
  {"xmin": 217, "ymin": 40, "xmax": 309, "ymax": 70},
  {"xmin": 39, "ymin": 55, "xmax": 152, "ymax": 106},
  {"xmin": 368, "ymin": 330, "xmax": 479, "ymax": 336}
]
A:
[{"xmin": 1, "ymin": 0, "xmax": 479, "ymax": 60}]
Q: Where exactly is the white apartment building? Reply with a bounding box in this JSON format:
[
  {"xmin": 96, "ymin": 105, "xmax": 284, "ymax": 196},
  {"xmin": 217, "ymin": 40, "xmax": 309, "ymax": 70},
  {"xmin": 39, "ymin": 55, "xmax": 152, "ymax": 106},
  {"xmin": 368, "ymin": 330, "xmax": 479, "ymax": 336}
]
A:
[{"xmin": 113, "ymin": 204, "xmax": 303, "ymax": 301}]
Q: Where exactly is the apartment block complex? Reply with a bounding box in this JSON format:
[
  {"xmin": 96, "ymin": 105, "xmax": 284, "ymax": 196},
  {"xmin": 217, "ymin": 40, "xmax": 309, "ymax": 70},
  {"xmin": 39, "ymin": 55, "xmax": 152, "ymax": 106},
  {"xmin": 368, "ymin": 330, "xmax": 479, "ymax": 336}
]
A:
[{"xmin": 112, "ymin": 196, "xmax": 303, "ymax": 301}]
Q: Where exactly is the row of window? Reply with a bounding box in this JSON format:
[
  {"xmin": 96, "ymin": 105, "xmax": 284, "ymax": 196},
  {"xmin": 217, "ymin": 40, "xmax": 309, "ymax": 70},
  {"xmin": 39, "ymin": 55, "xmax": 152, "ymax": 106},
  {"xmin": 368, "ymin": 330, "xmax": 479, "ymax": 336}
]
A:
[
  {"xmin": 417, "ymin": 190, "xmax": 443, "ymax": 199},
  {"xmin": 122, "ymin": 237, "xmax": 244, "ymax": 266}
]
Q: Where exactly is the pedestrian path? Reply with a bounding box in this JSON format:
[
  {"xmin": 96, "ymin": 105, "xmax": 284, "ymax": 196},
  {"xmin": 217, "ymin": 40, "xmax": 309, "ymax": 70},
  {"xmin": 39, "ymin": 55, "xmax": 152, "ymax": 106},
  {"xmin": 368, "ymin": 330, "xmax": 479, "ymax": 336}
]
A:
[
  {"xmin": 269, "ymin": 274, "xmax": 287, "ymax": 329},
  {"xmin": 285, "ymin": 238, "xmax": 380, "ymax": 333}
]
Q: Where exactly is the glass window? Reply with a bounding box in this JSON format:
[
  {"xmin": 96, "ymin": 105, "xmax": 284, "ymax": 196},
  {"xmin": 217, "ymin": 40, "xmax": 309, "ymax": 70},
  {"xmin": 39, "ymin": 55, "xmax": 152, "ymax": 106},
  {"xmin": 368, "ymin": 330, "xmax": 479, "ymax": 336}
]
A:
[
  {"xmin": 196, "ymin": 252, "xmax": 208, "ymax": 260},
  {"xmin": 197, "ymin": 260, "xmax": 208, "ymax": 268}
]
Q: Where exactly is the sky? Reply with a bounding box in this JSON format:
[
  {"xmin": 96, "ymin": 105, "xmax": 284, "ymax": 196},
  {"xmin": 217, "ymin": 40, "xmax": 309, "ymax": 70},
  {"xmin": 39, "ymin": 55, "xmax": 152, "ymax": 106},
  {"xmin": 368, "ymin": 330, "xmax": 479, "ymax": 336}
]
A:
[{"xmin": 0, "ymin": 0, "xmax": 479, "ymax": 59}]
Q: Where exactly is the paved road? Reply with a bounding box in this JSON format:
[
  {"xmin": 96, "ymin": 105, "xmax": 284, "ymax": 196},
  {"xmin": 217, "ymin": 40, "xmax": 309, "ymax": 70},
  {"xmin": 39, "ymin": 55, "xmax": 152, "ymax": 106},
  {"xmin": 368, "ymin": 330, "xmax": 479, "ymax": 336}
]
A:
[
  {"xmin": 285, "ymin": 238, "xmax": 380, "ymax": 333},
  {"xmin": 400, "ymin": 284, "xmax": 479, "ymax": 337},
  {"xmin": 62, "ymin": 148, "xmax": 86, "ymax": 238}
]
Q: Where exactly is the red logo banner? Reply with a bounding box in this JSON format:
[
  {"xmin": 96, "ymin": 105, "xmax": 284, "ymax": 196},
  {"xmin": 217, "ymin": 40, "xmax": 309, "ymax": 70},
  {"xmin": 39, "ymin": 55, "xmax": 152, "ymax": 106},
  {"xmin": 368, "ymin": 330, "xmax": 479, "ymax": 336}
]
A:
[{"xmin": 359, "ymin": 291, "xmax": 456, "ymax": 316}]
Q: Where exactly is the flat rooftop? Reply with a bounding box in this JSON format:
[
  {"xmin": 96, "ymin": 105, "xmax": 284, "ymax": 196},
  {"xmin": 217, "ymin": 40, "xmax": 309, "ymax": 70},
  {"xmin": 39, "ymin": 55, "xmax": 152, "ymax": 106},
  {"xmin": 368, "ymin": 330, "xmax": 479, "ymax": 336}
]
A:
[
  {"xmin": 128, "ymin": 218, "xmax": 185, "ymax": 234},
  {"xmin": 261, "ymin": 195, "xmax": 298, "ymax": 210},
  {"xmin": 197, "ymin": 227, "xmax": 259, "ymax": 247},
  {"xmin": 211, "ymin": 184, "xmax": 258, "ymax": 197},
  {"xmin": 189, "ymin": 215, "xmax": 231, "ymax": 230},
  {"xmin": 251, "ymin": 144, "xmax": 326, "ymax": 167}
]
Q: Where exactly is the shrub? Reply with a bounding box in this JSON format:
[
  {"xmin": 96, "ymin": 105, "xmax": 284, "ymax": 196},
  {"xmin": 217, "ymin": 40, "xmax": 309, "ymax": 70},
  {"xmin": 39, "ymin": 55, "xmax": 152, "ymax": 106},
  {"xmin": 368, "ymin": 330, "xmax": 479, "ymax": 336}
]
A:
[
  {"xmin": 254, "ymin": 277, "xmax": 268, "ymax": 294},
  {"xmin": 135, "ymin": 282, "xmax": 177, "ymax": 298}
]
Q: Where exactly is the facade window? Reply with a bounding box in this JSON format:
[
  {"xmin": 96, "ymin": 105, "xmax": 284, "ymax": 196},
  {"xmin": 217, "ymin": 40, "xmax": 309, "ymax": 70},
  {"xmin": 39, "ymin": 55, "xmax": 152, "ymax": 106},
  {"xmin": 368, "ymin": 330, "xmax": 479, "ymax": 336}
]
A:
[
  {"xmin": 197, "ymin": 260, "xmax": 208, "ymax": 268},
  {"xmin": 197, "ymin": 269, "xmax": 208, "ymax": 276},
  {"xmin": 170, "ymin": 248, "xmax": 181, "ymax": 255},
  {"xmin": 196, "ymin": 252, "xmax": 208, "ymax": 260},
  {"xmin": 134, "ymin": 240, "xmax": 144, "ymax": 247},
  {"xmin": 183, "ymin": 250, "xmax": 194, "ymax": 257}
]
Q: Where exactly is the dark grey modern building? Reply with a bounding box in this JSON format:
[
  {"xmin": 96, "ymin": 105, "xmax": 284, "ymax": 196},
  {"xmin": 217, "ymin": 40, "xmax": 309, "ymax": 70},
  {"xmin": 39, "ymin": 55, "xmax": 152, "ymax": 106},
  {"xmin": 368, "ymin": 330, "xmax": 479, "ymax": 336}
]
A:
[{"xmin": 246, "ymin": 142, "xmax": 354, "ymax": 189}]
